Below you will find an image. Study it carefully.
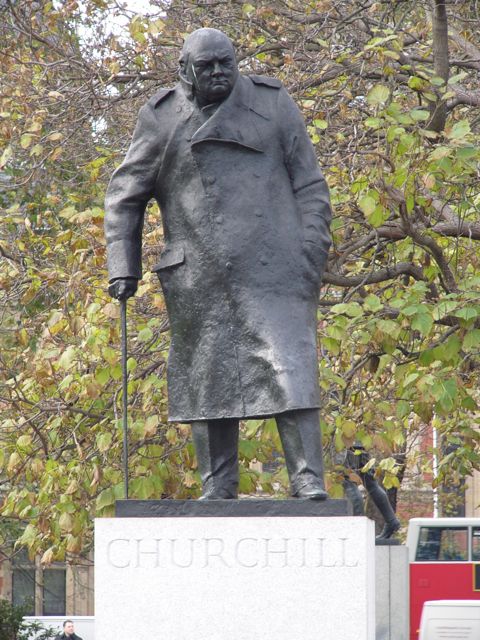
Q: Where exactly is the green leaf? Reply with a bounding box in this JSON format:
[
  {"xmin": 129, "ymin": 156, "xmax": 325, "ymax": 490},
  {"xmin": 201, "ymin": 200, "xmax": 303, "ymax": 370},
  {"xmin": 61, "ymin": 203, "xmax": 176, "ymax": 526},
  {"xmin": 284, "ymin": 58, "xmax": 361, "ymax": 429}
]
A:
[
  {"xmin": 368, "ymin": 205, "xmax": 388, "ymax": 228},
  {"xmin": 402, "ymin": 304, "xmax": 425, "ymax": 317},
  {"xmin": 239, "ymin": 438, "xmax": 258, "ymax": 460},
  {"xmin": 365, "ymin": 117, "xmax": 382, "ymax": 128},
  {"xmin": 366, "ymin": 84, "xmax": 390, "ymax": 105},
  {"xmin": 376, "ymin": 319, "xmax": 401, "ymax": 339},
  {"xmin": 96, "ymin": 488, "xmax": 115, "ymax": 511},
  {"xmin": 20, "ymin": 134, "xmax": 34, "ymax": 149},
  {"xmin": 103, "ymin": 346, "xmax": 118, "ymax": 366},
  {"xmin": 242, "ymin": 2, "xmax": 255, "ymax": 15},
  {"xmin": 340, "ymin": 420, "xmax": 356, "ymax": 438},
  {"xmin": 410, "ymin": 109, "xmax": 429, "ymax": 121},
  {"xmin": 447, "ymin": 120, "xmax": 470, "ymax": 140},
  {"xmin": 364, "ymin": 294, "xmax": 383, "ymax": 312},
  {"xmin": 95, "ymin": 367, "xmax": 110, "ymax": 385},
  {"xmin": 358, "ymin": 195, "xmax": 376, "ymax": 216},
  {"xmin": 454, "ymin": 307, "xmax": 479, "ymax": 322},
  {"xmin": 419, "ymin": 349, "xmax": 437, "ymax": 366},
  {"xmin": 430, "ymin": 76, "xmax": 445, "ymax": 87},
  {"xmin": 131, "ymin": 476, "xmax": 155, "ymax": 499},
  {"xmin": 402, "ymin": 372, "xmax": 419, "ymax": 387},
  {"xmin": 448, "ymin": 72, "xmax": 467, "ymax": 85},
  {"xmin": 396, "ymin": 400, "xmax": 410, "ymax": 419},
  {"xmin": 432, "ymin": 300, "xmax": 458, "ymax": 320},
  {"xmin": 462, "ymin": 395, "xmax": 477, "ymax": 411},
  {"xmin": 238, "ymin": 471, "xmax": 256, "ymax": 494},
  {"xmin": 17, "ymin": 524, "xmax": 37, "ymax": 547},
  {"xmin": 96, "ymin": 433, "xmax": 112, "ymax": 453},
  {"xmin": 457, "ymin": 146, "xmax": 478, "ymax": 160},
  {"xmin": 438, "ymin": 335, "xmax": 462, "ymax": 362},
  {"xmin": 137, "ymin": 327, "xmax": 153, "ymax": 342},
  {"xmin": 411, "ymin": 313, "xmax": 433, "ymax": 336},
  {"xmin": 463, "ymin": 329, "xmax": 480, "ymax": 351},
  {"xmin": 429, "ymin": 146, "xmax": 450, "ymax": 160},
  {"xmin": 331, "ymin": 302, "xmax": 363, "ymax": 317},
  {"xmin": 0, "ymin": 145, "xmax": 13, "ymax": 168},
  {"xmin": 57, "ymin": 346, "xmax": 77, "ymax": 370},
  {"xmin": 408, "ymin": 76, "xmax": 425, "ymax": 90}
]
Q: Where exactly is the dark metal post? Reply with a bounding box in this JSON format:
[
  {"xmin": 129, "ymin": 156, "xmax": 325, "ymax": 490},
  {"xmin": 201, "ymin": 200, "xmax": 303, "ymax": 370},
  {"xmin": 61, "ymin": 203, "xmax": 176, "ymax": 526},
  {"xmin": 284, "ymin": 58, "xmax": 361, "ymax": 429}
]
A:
[{"xmin": 120, "ymin": 298, "xmax": 129, "ymax": 499}]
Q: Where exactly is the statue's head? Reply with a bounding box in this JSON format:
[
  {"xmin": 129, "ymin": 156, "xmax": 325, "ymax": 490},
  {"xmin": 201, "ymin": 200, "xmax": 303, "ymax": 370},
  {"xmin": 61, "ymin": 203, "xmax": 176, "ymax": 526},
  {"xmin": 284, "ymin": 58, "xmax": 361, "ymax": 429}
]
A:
[{"xmin": 179, "ymin": 28, "xmax": 239, "ymax": 106}]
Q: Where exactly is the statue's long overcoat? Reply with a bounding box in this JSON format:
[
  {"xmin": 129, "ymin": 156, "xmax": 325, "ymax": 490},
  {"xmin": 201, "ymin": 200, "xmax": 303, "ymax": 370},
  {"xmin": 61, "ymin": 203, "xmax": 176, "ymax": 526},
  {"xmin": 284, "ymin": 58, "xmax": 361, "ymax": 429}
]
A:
[{"xmin": 105, "ymin": 74, "xmax": 332, "ymax": 422}]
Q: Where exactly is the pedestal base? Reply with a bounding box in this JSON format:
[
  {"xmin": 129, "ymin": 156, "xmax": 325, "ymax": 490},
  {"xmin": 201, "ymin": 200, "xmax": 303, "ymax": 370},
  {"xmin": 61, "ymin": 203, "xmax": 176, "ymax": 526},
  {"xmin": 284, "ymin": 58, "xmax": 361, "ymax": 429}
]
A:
[{"xmin": 95, "ymin": 500, "xmax": 375, "ymax": 640}]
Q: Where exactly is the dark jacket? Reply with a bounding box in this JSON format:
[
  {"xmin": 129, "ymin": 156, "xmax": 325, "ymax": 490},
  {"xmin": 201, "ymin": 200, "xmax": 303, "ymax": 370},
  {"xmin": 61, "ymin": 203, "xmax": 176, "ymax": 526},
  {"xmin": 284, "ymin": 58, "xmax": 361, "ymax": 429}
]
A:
[
  {"xmin": 105, "ymin": 74, "xmax": 332, "ymax": 422},
  {"xmin": 54, "ymin": 634, "xmax": 82, "ymax": 640}
]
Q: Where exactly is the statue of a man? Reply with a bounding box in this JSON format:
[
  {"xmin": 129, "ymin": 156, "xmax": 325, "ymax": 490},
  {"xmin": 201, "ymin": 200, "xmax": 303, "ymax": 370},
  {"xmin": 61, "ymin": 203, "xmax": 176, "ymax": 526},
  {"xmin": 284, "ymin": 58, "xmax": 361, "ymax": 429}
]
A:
[{"xmin": 105, "ymin": 28, "xmax": 332, "ymax": 500}]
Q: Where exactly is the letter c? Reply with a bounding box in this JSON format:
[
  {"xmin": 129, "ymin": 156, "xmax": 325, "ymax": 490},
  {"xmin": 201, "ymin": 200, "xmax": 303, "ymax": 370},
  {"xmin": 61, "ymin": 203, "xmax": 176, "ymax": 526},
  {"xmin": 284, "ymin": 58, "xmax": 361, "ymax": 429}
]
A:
[
  {"xmin": 107, "ymin": 538, "xmax": 130, "ymax": 568},
  {"xmin": 235, "ymin": 538, "xmax": 258, "ymax": 568}
]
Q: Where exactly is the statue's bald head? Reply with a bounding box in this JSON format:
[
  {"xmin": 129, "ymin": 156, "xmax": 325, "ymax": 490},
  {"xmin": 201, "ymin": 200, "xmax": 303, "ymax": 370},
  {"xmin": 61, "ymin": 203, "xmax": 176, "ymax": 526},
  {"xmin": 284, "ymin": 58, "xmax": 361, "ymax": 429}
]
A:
[
  {"xmin": 180, "ymin": 28, "xmax": 235, "ymax": 68},
  {"xmin": 179, "ymin": 28, "xmax": 238, "ymax": 106}
]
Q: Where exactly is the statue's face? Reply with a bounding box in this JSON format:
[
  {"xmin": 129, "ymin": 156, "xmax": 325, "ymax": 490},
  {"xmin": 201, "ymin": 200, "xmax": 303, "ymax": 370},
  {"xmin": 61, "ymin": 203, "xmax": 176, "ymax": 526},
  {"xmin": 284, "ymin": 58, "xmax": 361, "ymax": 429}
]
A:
[{"xmin": 185, "ymin": 34, "xmax": 238, "ymax": 105}]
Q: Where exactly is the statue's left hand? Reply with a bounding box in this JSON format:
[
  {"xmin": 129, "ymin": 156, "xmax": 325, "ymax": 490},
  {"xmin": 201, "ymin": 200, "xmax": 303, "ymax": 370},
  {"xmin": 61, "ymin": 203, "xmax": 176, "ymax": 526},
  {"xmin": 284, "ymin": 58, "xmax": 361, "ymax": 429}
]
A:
[{"xmin": 108, "ymin": 278, "xmax": 138, "ymax": 300}]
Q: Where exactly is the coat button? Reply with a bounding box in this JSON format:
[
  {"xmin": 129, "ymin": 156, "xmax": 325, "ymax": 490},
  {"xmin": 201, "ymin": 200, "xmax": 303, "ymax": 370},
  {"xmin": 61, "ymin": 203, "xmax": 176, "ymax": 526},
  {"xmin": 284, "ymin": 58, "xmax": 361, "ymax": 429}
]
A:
[
  {"xmin": 260, "ymin": 257, "xmax": 268, "ymax": 265},
  {"xmin": 206, "ymin": 176, "xmax": 216, "ymax": 185},
  {"xmin": 215, "ymin": 216, "xmax": 222, "ymax": 224},
  {"xmin": 226, "ymin": 261, "xmax": 232, "ymax": 270}
]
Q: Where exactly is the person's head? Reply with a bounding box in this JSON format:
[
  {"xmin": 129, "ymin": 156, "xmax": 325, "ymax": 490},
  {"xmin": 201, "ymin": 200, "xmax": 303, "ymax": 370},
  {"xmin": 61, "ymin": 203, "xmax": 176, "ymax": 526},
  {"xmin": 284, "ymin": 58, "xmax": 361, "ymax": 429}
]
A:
[
  {"xmin": 179, "ymin": 28, "xmax": 238, "ymax": 106},
  {"xmin": 63, "ymin": 620, "xmax": 74, "ymax": 636}
]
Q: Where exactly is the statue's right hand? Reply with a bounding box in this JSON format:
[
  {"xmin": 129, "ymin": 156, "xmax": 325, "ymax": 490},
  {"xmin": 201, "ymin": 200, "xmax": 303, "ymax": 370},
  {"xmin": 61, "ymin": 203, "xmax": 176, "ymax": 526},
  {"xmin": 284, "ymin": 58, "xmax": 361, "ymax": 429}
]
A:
[{"xmin": 108, "ymin": 278, "xmax": 138, "ymax": 300}]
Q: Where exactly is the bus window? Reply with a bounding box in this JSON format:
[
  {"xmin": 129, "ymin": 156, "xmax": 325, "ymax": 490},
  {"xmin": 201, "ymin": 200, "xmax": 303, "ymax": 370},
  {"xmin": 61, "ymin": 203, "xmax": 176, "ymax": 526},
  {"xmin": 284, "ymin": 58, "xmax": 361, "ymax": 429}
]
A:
[
  {"xmin": 472, "ymin": 528, "xmax": 480, "ymax": 561},
  {"xmin": 415, "ymin": 527, "xmax": 468, "ymax": 561}
]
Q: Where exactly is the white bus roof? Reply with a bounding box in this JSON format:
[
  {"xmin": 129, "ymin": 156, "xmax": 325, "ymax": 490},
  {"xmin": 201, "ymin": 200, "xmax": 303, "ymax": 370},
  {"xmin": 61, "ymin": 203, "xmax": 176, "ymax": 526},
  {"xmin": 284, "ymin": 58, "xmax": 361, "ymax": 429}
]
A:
[
  {"xmin": 409, "ymin": 518, "xmax": 480, "ymax": 527},
  {"xmin": 424, "ymin": 600, "xmax": 480, "ymax": 607}
]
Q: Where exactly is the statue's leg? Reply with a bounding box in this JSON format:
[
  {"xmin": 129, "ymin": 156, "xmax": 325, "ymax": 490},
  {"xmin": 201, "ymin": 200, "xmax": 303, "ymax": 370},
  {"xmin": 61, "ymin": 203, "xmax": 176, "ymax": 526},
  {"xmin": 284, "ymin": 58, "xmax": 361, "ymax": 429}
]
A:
[
  {"xmin": 275, "ymin": 409, "xmax": 328, "ymax": 500},
  {"xmin": 361, "ymin": 472, "xmax": 400, "ymax": 538},
  {"xmin": 191, "ymin": 418, "xmax": 239, "ymax": 500},
  {"xmin": 343, "ymin": 478, "xmax": 365, "ymax": 515}
]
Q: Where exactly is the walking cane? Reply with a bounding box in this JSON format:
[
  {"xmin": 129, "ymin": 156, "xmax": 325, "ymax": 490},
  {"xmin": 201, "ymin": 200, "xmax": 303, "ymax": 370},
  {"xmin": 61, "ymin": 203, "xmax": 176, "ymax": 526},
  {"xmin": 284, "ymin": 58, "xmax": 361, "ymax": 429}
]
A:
[{"xmin": 120, "ymin": 297, "xmax": 129, "ymax": 499}]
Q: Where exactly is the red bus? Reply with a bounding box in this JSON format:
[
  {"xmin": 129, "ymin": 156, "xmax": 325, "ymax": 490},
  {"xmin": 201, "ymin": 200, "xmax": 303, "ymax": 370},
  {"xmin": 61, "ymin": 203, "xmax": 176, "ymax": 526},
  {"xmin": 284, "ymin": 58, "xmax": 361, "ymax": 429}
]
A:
[{"xmin": 406, "ymin": 518, "xmax": 480, "ymax": 639}]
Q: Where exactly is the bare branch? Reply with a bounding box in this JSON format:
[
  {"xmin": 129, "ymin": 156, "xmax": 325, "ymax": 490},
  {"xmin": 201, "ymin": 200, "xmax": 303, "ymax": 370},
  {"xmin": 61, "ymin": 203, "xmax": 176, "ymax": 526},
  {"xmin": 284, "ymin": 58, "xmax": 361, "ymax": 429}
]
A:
[{"xmin": 323, "ymin": 262, "xmax": 428, "ymax": 286}]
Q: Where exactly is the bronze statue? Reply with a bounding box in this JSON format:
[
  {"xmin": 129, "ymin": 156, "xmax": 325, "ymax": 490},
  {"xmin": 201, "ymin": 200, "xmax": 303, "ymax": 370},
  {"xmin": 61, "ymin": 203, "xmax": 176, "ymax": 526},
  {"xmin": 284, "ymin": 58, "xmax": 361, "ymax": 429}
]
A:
[{"xmin": 105, "ymin": 28, "xmax": 332, "ymax": 500}]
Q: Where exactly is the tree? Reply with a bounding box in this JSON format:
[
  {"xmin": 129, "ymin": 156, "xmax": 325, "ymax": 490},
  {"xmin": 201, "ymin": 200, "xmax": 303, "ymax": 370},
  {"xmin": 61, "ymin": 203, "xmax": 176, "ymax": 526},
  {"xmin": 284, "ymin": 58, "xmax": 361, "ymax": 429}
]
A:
[
  {"xmin": 0, "ymin": 599, "xmax": 55, "ymax": 640},
  {"xmin": 1, "ymin": 0, "xmax": 479, "ymax": 561}
]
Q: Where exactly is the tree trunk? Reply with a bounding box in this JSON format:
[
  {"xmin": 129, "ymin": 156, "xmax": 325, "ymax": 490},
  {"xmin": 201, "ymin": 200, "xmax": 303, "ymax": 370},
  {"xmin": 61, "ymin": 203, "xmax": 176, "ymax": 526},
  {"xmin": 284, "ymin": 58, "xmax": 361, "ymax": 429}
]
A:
[{"xmin": 428, "ymin": 0, "xmax": 450, "ymax": 132}]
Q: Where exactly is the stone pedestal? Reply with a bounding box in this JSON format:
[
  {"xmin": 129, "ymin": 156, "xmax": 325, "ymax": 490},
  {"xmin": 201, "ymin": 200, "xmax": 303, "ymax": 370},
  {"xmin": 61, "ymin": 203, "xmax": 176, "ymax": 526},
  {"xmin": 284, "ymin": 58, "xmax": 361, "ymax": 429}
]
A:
[
  {"xmin": 375, "ymin": 544, "xmax": 409, "ymax": 640},
  {"xmin": 95, "ymin": 500, "xmax": 375, "ymax": 640}
]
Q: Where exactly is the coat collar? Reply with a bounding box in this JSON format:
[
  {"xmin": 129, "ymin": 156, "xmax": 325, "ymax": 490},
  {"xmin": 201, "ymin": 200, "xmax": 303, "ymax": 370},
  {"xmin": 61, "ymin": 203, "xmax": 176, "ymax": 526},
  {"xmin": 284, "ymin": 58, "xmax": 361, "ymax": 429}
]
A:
[{"xmin": 187, "ymin": 75, "xmax": 266, "ymax": 153}]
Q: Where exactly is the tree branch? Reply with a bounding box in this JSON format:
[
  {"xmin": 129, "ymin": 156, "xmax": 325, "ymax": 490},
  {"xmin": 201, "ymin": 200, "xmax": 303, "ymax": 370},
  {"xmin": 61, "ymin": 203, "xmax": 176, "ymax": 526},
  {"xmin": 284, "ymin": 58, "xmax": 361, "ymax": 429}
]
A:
[
  {"xmin": 323, "ymin": 262, "xmax": 427, "ymax": 286},
  {"xmin": 447, "ymin": 89, "xmax": 480, "ymax": 109}
]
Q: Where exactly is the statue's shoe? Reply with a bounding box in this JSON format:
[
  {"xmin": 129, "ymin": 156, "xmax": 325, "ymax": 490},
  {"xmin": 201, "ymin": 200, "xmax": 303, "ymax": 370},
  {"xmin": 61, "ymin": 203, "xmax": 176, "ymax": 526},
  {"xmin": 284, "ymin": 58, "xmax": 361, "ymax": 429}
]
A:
[
  {"xmin": 376, "ymin": 518, "xmax": 401, "ymax": 540},
  {"xmin": 292, "ymin": 483, "xmax": 328, "ymax": 501}
]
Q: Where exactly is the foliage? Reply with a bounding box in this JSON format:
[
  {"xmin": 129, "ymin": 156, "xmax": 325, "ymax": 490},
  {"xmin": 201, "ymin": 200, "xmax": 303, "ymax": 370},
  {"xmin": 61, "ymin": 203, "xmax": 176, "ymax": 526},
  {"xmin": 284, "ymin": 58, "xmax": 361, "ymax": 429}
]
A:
[
  {"xmin": 0, "ymin": 599, "xmax": 55, "ymax": 640},
  {"xmin": 1, "ymin": 0, "xmax": 480, "ymax": 560}
]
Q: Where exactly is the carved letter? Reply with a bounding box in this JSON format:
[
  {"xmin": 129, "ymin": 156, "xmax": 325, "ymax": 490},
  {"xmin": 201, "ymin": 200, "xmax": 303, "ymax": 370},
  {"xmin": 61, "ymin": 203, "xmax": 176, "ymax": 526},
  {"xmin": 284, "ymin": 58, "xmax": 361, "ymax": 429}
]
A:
[
  {"xmin": 339, "ymin": 538, "xmax": 358, "ymax": 567},
  {"xmin": 134, "ymin": 538, "xmax": 163, "ymax": 568},
  {"xmin": 203, "ymin": 538, "xmax": 230, "ymax": 568},
  {"xmin": 234, "ymin": 538, "xmax": 258, "ymax": 568},
  {"xmin": 262, "ymin": 538, "xmax": 289, "ymax": 568},
  {"xmin": 316, "ymin": 538, "xmax": 337, "ymax": 567},
  {"xmin": 107, "ymin": 538, "xmax": 130, "ymax": 568},
  {"xmin": 170, "ymin": 538, "xmax": 195, "ymax": 568},
  {"xmin": 298, "ymin": 537, "xmax": 308, "ymax": 568}
]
